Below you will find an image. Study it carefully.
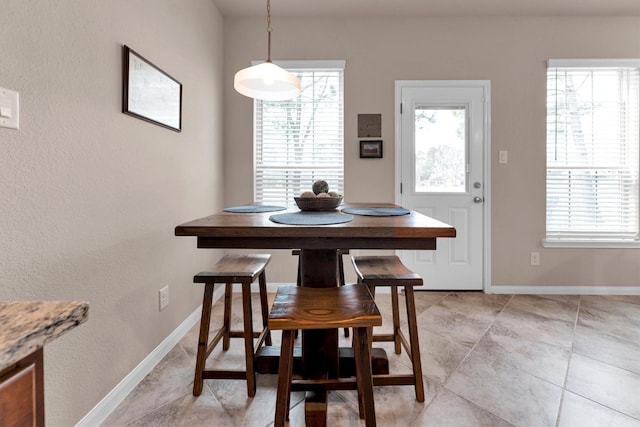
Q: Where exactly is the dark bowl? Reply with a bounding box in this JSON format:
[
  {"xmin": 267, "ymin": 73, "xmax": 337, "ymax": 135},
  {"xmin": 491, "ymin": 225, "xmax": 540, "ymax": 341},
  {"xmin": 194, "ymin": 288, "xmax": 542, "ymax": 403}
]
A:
[{"xmin": 294, "ymin": 196, "xmax": 343, "ymax": 211}]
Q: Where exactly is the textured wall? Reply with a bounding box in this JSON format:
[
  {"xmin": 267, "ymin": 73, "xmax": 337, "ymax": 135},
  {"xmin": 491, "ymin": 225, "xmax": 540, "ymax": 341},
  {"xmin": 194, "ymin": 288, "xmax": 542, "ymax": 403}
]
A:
[
  {"xmin": 0, "ymin": 1, "xmax": 224, "ymax": 425},
  {"xmin": 223, "ymin": 15, "xmax": 640, "ymax": 287}
]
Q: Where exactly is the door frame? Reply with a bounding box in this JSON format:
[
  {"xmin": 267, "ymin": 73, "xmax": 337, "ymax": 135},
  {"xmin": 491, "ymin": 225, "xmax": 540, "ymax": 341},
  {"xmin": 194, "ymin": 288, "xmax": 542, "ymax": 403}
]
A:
[{"xmin": 394, "ymin": 80, "xmax": 492, "ymax": 293}]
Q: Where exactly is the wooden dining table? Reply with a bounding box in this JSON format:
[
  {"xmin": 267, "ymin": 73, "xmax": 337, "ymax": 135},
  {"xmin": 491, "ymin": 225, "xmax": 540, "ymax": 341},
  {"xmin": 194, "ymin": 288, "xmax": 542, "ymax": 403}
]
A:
[{"xmin": 175, "ymin": 202, "xmax": 455, "ymax": 426}]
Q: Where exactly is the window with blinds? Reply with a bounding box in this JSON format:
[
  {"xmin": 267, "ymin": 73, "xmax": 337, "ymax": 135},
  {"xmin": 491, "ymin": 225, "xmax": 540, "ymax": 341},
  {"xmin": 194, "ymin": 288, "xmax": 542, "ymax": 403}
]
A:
[
  {"xmin": 254, "ymin": 61, "xmax": 344, "ymax": 205},
  {"xmin": 545, "ymin": 59, "xmax": 640, "ymax": 245}
]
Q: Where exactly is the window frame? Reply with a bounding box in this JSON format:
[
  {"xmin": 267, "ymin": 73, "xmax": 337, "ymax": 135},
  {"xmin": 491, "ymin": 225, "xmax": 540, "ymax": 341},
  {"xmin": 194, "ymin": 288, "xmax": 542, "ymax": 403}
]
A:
[
  {"xmin": 252, "ymin": 60, "xmax": 345, "ymax": 206},
  {"xmin": 543, "ymin": 58, "xmax": 640, "ymax": 249}
]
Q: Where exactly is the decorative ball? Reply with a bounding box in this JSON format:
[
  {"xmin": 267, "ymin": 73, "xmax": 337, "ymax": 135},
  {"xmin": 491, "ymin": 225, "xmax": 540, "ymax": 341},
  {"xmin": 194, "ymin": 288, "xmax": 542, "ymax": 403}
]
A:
[
  {"xmin": 328, "ymin": 191, "xmax": 340, "ymax": 198},
  {"xmin": 300, "ymin": 191, "xmax": 316, "ymax": 198},
  {"xmin": 317, "ymin": 192, "xmax": 330, "ymax": 198},
  {"xmin": 312, "ymin": 180, "xmax": 329, "ymax": 195}
]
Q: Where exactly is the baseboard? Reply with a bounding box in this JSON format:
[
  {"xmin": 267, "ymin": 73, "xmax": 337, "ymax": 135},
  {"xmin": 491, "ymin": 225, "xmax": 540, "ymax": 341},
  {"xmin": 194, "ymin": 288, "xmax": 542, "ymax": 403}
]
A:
[
  {"xmin": 488, "ymin": 285, "xmax": 640, "ymax": 295},
  {"xmin": 76, "ymin": 286, "xmax": 225, "ymax": 427}
]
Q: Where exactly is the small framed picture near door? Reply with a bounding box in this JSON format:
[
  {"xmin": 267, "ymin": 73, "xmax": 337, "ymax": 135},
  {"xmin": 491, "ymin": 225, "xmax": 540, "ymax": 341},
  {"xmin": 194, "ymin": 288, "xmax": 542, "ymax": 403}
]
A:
[
  {"xmin": 360, "ymin": 140, "xmax": 383, "ymax": 158},
  {"xmin": 122, "ymin": 45, "xmax": 182, "ymax": 132}
]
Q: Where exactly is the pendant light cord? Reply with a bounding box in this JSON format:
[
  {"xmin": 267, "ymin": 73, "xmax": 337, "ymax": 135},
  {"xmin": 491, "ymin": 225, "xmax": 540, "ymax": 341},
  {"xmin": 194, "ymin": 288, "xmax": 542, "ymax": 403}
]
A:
[{"xmin": 266, "ymin": 0, "xmax": 272, "ymax": 62}]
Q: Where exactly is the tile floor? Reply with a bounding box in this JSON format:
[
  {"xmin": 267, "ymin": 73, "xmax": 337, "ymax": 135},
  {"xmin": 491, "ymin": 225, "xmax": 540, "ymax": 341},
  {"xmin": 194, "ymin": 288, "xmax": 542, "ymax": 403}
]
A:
[{"xmin": 101, "ymin": 291, "xmax": 640, "ymax": 426}]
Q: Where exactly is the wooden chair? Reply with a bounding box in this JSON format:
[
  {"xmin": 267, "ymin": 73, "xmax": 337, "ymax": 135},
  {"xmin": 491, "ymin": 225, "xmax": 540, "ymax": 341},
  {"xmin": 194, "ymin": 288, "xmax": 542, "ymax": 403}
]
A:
[
  {"xmin": 192, "ymin": 254, "xmax": 272, "ymax": 398},
  {"xmin": 350, "ymin": 255, "xmax": 425, "ymax": 402},
  {"xmin": 292, "ymin": 249, "xmax": 350, "ymax": 337},
  {"xmin": 268, "ymin": 284, "xmax": 381, "ymax": 427}
]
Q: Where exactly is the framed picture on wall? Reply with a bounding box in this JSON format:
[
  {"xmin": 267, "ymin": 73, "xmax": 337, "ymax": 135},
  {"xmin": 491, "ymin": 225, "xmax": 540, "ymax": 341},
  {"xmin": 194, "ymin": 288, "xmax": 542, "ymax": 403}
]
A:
[
  {"xmin": 122, "ymin": 45, "xmax": 182, "ymax": 132},
  {"xmin": 359, "ymin": 140, "xmax": 383, "ymax": 158}
]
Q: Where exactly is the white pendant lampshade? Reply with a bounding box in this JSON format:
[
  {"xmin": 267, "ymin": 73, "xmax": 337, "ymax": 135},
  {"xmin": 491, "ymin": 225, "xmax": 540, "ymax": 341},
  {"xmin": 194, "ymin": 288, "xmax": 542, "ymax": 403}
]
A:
[
  {"xmin": 234, "ymin": 61, "xmax": 301, "ymax": 101},
  {"xmin": 234, "ymin": 0, "xmax": 301, "ymax": 101}
]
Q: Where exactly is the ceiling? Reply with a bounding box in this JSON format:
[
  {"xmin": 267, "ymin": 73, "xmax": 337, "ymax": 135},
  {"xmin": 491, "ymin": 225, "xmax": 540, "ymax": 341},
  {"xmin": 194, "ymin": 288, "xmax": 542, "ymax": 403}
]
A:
[{"xmin": 212, "ymin": 0, "xmax": 640, "ymax": 18}]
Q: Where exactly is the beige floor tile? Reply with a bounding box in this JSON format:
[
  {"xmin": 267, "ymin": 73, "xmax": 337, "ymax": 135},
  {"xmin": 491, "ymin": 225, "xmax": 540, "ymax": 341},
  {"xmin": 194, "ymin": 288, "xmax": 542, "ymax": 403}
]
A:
[
  {"xmin": 496, "ymin": 305, "xmax": 575, "ymax": 349},
  {"xmin": 446, "ymin": 348, "xmax": 563, "ymax": 427},
  {"xmin": 411, "ymin": 290, "xmax": 451, "ymax": 314},
  {"xmin": 438, "ymin": 292, "xmax": 511, "ymax": 322},
  {"xmin": 536, "ymin": 294, "xmax": 581, "ymax": 305},
  {"xmin": 374, "ymin": 290, "xmax": 450, "ymax": 331},
  {"xmin": 578, "ymin": 305, "xmax": 640, "ymax": 344},
  {"xmin": 566, "ymin": 353, "xmax": 640, "ymax": 420},
  {"xmin": 206, "ymin": 373, "xmax": 303, "ymax": 426},
  {"xmin": 416, "ymin": 304, "xmax": 493, "ymax": 348},
  {"xmin": 507, "ymin": 294, "xmax": 579, "ymax": 323},
  {"xmin": 417, "ymin": 329, "xmax": 471, "ymax": 384},
  {"xmin": 558, "ymin": 391, "xmax": 640, "ymax": 427},
  {"xmin": 413, "ymin": 389, "xmax": 514, "ymax": 427},
  {"xmin": 125, "ymin": 390, "xmax": 235, "ymax": 427},
  {"xmin": 101, "ymin": 346, "xmax": 195, "ymax": 426},
  {"xmin": 334, "ymin": 375, "xmax": 441, "ymax": 426},
  {"xmin": 573, "ymin": 324, "xmax": 640, "ymax": 375},
  {"xmin": 581, "ymin": 295, "xmax": 640, "ymax": 311},
  {"xmin": 475, "ymin": 323, "xmax": 571, "ymax": 386}
]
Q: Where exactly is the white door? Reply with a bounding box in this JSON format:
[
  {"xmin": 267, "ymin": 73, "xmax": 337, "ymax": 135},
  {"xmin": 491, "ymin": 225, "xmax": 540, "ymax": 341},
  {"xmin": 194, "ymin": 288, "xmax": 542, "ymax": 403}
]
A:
[{"xmin": 395, "ymin": 81, "xmax": 489, "ymax": 290}]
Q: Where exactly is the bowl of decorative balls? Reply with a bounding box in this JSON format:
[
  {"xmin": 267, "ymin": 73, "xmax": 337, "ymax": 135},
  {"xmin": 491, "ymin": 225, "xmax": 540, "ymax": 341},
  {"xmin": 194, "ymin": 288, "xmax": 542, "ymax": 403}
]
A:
[{"xmin": 294, "ymin": 180, "xmax": 343, "ymax": 211}]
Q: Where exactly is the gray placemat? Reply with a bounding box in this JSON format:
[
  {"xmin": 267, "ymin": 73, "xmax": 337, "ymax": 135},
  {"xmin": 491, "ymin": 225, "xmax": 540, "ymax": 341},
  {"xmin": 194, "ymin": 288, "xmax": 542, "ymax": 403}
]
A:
[
  {"xmin": 223, "ymin": 205, "xmax": 286, "ymax": 213},
  {"xmin": 269, "ymin": 211, "xmax": 353, "ymax": 225},
  {"xmin": 341, "ymin": 207, "xmax": 411, "ymax": 216}
]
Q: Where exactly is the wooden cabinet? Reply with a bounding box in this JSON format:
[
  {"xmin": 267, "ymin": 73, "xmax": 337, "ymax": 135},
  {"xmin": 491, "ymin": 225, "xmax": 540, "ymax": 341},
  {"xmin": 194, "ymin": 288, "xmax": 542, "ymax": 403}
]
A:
[
  {"xmin": 0, "ymin": 348, "xmax": 44, "ymax": 427},
  {"xmin": 0, "ymin": 301, "xmax": 88, "ymax": 427}
]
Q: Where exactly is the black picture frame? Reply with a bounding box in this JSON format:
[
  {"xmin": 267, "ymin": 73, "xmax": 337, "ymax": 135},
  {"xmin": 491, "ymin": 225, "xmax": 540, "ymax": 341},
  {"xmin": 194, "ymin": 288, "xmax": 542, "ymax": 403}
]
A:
[
  {"xmin": 360, "ymin": 140, "xmax": 383, "ymax": 158},
  {"xmin": 122, "ymin": 45, "xmax": 182, "ymax": 132}
]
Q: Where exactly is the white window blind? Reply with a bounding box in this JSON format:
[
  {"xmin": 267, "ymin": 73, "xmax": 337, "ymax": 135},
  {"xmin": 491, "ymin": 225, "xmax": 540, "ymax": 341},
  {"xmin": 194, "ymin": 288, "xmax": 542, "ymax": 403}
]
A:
[
  {"xmin": 254, "ymin": 61, "xmax": 344, "ymax": 205},
  {"xmin": 546, "ymin": 59, "xmax": 640, "ymax": 244}
]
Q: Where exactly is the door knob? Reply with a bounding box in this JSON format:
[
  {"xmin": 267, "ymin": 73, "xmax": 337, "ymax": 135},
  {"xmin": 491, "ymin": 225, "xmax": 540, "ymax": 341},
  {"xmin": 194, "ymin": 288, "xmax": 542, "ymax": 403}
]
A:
[{"xmin": 473, "ymin": 196, "xmax": 484, "ymax": 203}]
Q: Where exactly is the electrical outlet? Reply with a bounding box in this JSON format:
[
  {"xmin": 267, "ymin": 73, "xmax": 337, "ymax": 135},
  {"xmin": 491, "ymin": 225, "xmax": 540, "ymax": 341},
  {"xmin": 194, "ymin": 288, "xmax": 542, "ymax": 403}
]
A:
[
  {"xmin": 159, "ymin": 286, "xmax": 169, "ymax": 310},
  {"xmin": 530, "ymin": 252, "xmax": 540, "ymax": 266}
]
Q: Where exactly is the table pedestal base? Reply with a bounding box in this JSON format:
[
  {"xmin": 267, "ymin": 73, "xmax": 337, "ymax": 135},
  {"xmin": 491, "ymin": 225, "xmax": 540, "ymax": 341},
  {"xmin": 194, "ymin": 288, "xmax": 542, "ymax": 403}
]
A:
[
  {"xmin": 255, "ymin": 346, "xmax": 390, "ymax": 376},
  {"xmin": 304, "ymin": 390, "xmax": 328, "ymax": 427},
  {"xmin": 255, "ymin": 346, "xmax": 389, "ymax": 426}
]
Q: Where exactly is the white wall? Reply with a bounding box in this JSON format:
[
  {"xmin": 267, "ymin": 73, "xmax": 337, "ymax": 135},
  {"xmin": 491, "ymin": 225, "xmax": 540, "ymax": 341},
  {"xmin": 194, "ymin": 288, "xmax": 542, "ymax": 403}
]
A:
[
  {"xmin": 0, "ymin": 1, "xmax": 224, "ymax": 425},
  {"xmin": 223, "ymin": 15, "xmax": 640, "ymax": 287}
]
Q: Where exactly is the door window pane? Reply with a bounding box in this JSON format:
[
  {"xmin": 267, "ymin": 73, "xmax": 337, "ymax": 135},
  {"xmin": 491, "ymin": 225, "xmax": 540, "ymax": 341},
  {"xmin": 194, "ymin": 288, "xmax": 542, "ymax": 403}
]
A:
[{"xmin": 414, "ymin": 107, "xmax": 467, "ymax": 193}]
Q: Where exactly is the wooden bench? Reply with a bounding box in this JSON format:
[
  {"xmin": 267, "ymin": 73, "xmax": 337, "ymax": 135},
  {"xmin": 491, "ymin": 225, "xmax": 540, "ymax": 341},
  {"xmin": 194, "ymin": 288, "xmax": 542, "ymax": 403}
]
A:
[
  {"xmin": 269, "ymin": 284, "xmax": 382, "ymax": 427},
  {"xmin": 351, "ymin": 255, "xmax": 425, "ymax": 402},
  {"xmin": 192, "ymin": 254, "xmax": 272, "ymax": 397}
]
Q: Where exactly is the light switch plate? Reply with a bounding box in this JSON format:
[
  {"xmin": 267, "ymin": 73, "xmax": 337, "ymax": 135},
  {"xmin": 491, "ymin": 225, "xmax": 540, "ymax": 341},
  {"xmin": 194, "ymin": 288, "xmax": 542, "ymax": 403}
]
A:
[
  {"xmin": 0, "ymin": 87, "xmax": 19, "ymax": 130},
  {"xmin": 499, "ymin": 150, "xmax": 508, "ymax": 164}
]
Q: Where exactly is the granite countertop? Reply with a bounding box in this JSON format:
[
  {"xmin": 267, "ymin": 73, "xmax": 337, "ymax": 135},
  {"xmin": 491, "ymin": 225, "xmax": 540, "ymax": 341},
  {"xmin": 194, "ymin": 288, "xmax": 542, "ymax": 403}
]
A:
[{"xmin": 0, "ymin": 301, "xmax": 89, "ymax": 371}]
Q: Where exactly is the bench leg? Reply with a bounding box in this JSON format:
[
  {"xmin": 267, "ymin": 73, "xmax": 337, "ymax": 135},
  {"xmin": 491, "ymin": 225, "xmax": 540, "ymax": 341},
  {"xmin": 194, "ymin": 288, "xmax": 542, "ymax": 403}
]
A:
[
  {"xmin": 391, "ymin": 286, "xmax": 401, "ymax": 355},
  {"xmin": 354, "ymin": 327, "xmax": 377, "ymax": 427},
  {"xmin": 193, "ymin": 283, "xmax": 214, "ymax": 396},
  {"xmin": 222, "ymin": 282, "xmax": 233, "ymax": 351},
  {"xmin": 337, "ymin": 253, "xmax": 350, "ymax": 338},
  {"xmin": 274, "ymin": 330, "xmax": 294, "ymax": 427},
  {"xmin": 242, "ymin": 282, "xmax": 257, "ymax": 397},
  {"xmin": 258, "ymin": 271, "xmax": 272, "ymax": 346},
  {"xmin": 404, "ymin": 286, "xmax": 425, "ymax": 402}
]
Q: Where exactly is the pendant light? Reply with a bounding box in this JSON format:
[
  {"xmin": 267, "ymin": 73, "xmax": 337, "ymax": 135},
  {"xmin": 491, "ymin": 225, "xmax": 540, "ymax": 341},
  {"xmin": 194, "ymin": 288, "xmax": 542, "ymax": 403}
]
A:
[{"xmin": 234, "ymin": 0, "xmax": 301, "ymax": 101}]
